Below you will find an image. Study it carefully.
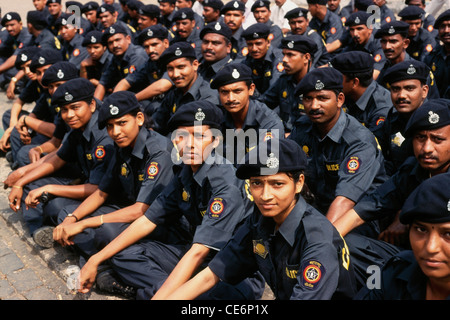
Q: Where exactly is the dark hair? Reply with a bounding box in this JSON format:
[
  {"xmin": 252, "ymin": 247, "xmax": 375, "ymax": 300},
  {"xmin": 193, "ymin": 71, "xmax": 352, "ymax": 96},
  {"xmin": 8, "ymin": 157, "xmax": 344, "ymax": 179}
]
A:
[
  {"xmin": 286, "ymin": 170, "xmax": 315, "ymax": 204},
  {"xmin": 344, "ymin": 70, "xmax": 373, "ymax": 88}
]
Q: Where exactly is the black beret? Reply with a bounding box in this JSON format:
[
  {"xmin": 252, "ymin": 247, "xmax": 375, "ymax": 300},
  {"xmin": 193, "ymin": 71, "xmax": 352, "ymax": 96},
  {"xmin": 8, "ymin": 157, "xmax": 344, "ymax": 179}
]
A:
[
  {"xmin": 158, "ymin": 0, "xmax": 176, "ymax": 3},
  {"xmin": 15, "ymin": 47, "xmax": 40, "ymax": 69},
  {"xmin": 236, "ymin": 138, "xmax": 308, "ymax": 179},
  {"xmin": 81, "ymin": 2, "xmax": 99, "ymax": 13},
  {"xmin": 400, "ymin": 172, "xmax": 450, "ymax": 224},
  {"xmin": 127, "ymin": 0, "xmax": 143, "ymax": 11},
  {"xmin": 284, "ymin": 7, "xmax": 309, "ymax": 20},
  {"xmin": 82, "ymin": 30, "xmax": 104, "ymax": 46},
  {"xmin": 330, "ymin": 51, "xmax": 374, "ymax": 74},
  {"xmin": 138, "ymin": 25, "xmax": 169, "ymax": 44},
  {"xmin": 102, "ymin": 23, "xmax": 129, "ymax": 43},
  {"xmin": 295, "ymin": 67, "xmax": 343, "ymax": 95},
  {"xmin": 383, "ymin": 60, "xmax": 430, "ymax": 85},
  {"xmin": 251, "ymin": 0, "xmax": 270, "ymax": 11},
  {"xmin": 27, "ymin": 10, "xmax": 49, "ymax": 29},
  {"xmin": 30, "ymin": 48, "xmax": 63, "ymax": 73},
  {"xmin": 98, "ymin": 4, "xmax": 116, "ymax": 14},
  {"xmin": 404, "ymin": 98, "xmax": 450, "ymax": 137},
  {"xmin": 398, "ymin": 5, "xmax": 425, "ymax": 21},
  {"xmin": 210, "ymin": 63, "xmax": 253, "ymax": 89},
  {"xmin": 51, "ymin": 78, "xmax": 95, "ymax": 108},
  {"xmin": 55, "ymin": 13, "xmax": 74, "ymax": 28},
  {"xmin": 221, "ymin": 1, "xmax": 245, "ymax": 14},
  {"xmin": 98, "ymin": 91, "xmax": 142, "ymax": 129},
  {"xmin": 41, "ymin": 61, "xmax": 79, "ymax": 87},
  {"xmin": 138, "ymin": 4, "xmax": 160, "ymax": 17},
  {"xmin": 354, "ymin": 0, "xmax": 374, "ymax": 11},
  {"xmin": 374, "ymin": 20, "xmax": 410, "ymax": 38},
  {"xmin": 345, "ymin": 11, "xmax": 371, "ymax": 27},
  {"xmin": 173, "ymin": 8, "xmax": 195, "ymax": 21},
  {"xmin": 203, "ymin": 0, "xmax": 224, "ymax": 10},
  {"xmin": 242, "ymin": 23, "xmax": 271, "ymax": 40},
  {"xmin": 306, "ymin": 0, "xmax": 328, "ymax": 5},
  {"xmin": 159, "ymin": 41, "xmax": 197, "ymax": 66},
  {"xmin": 1, "ymin": 12, "xmax": 21, "ymax": 26},
  {"xmin": 167, "ymin": 100, "xmax": 223, "ymax": 132},
  {"xmin": 281, "ymin": 35, "xmax": 318, "ymax": 55},
  {"xmin": 46, "ymin": 0, "xmax": 62, "ymax": 5},
  {"xmin": 434, "ymin": 9, "xmax": 450, "ymax": 29},
  {"xmin": 199, "ymin": 21, "xmax": 232, "ymax": 40}
]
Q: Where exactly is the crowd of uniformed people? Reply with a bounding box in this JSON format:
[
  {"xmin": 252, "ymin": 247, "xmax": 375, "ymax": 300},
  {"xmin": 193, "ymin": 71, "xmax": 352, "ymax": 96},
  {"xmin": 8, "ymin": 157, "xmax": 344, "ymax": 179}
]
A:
[{"xmin": 0, "ymin": 0, "xmax": 449, "ymax": 300}]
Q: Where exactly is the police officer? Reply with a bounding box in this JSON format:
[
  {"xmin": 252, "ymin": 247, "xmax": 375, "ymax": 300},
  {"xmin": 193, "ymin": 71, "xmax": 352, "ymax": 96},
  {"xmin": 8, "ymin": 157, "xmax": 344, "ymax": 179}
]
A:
[
  {"xmin": 307, "ymin": 0, "xmax": 344, "ymax": 55},
  {"xmin": 333, "ymin": 99, "xmax": 450, "ymax": 245},
  {"xmin": 136, "ymin": 4, "xmax": 161, "ymax": 33},
  {"xmin": 260, "ymin": 35, "xmax": 317, "ymax": 133},
  {"xmin": 46, "ymin": 0, "xmax": 63, "ymax": 36},
  {"xmin": 202, "ymin": 0, "xmax": 224, "ymax": 25},
  {"xmin": 355, "ymin": 172, "xmax": 450, "ymax": 300},
  {"xmin": 405, "ymin": 0, "xmax": 438, "ymax": 39},
  {"xmin": 373, "ymin": 60, "xmax": 430, "ymax": 176},
  {"xmin": 161, "ymin": 138, "xmax": 359, "ymax": 300},
  {"xmin": 55, "ymin": 13, "xmax": 89, "ymax": 69},
  {"xmin": 210, "ymin": 63, "xmax": 284, "ymax": 164},
  {"xmin": 77, "ymin": 101, "xmax": 265, "ymax": 301},
  {"xmin": 7, "ymin": 77, "xmax": 115, "ymax": 248},
  {"xmin": 81, "ymin": 1, "xmax": 101, "ymax": 32},
  {"xmin": 241, "ymin": 23, "xmax": 285, "ymax": 95},
  {"xmin": 424, "ymin": 9, "xmax": 450, "ymax": 99},
  {"xmin": 51, "ymin": 90, "xmax": 174, "ymax": 262},
  {"xmin": 330, "ymin": 51, "xmax": 392, "ymax": 134},
  {"xmin": 342, "ymin": 11, "xmax": 386, "ymax": 78},
  {"xmin": 170, "ymin": 8, "xmax": 203, "ymax": 59},
  {"xmin": 151, "ymin": 42, "xmax": 219, "ymax": 136},
  {"xmin": 158, "ymin": 0, "xmax": 177, "ymax": 30},
  {"xmin": 26, "ymin": 10, "xmax": 62, "ymax": 52},
  {"xmin": 80, "ymin": 30, "xmax": 112, "ymax": 88},
  {"xmin": 174, "ymin": 0, "xmax": 205, "ymax": 30},
  {"xmin": 327, "ymin": 0, "xmax": 351, "ymax": 25},
  {"xmin": 221, "ymin": 1, "xmax": 247, "ymax": 60},
  {"xmin": 95, "ymin": 23, "xmax": 148, "ymax": 101},
  {"xmin": 97, "ymin": 3, "xmax": 136, "ymax": 39},
  {"xmin": 198, "ymin": 20, "xmax": 234, "ymax": 82},
  {"xmin": 398, "ymin": 5, "xmax": 436, "ymax": 61},
  {"xmin": 289, "ymin": 67, "xmax": 387, "ymax": 237},
  {"xmin": 373, "ymin": 0, "xmax": 397, "ymax": 26},
  {"xmin": 284, "ymin": 7, "xmax": 331, "ymax": 68},
  {"xmin": 250, "ymin": 0, "xmax": 283, "ymax": 49}
]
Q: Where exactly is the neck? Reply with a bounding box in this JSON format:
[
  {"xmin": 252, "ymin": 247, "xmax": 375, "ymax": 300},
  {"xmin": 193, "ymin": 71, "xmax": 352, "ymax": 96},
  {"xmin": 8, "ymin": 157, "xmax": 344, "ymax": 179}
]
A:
[
  {"xmin": 231, "ymin": 102, "xmax": 250, "ymax": 129},
  {"xmin": 316, "ymin": 109, "xmax": 341, "ymax": 139},
  {"xmin": 181, "ymin": 73, "xmax": 198, "ymax": 94},
  {"xmin": 316, "ymin": 7, "xmax": 327, "ymax": 21},
  {"xmin": 294, "ymin": 65, "xmax": 308, "ymax": 83},
  {"xmin": 390, "ymin": 50, "xmax": 406, "ymax": 65},
  {"xmin": 350, "ymin": 85, "xmax": 367, "ymax": 102},
  {"xmin": 426, "ymin": 279, "xmax": 450, "ymax": 300}
]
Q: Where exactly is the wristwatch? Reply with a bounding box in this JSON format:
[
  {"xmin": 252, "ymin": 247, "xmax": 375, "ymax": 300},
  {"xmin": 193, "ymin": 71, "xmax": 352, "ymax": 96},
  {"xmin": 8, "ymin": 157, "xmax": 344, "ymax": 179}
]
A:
[
  {"xmin": 67, "ymin": 213, "xmax": 79, "ymax": 221},
  {"xmin": 11, "ymin": 77, "xmax": 17, "ymax": 83}
]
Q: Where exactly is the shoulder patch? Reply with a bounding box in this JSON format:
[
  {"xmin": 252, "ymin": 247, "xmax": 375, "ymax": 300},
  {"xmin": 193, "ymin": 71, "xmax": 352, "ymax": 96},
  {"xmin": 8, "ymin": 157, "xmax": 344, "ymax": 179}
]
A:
[
  {"xmin": 208, "ymin": 197, "xmax": 226, "ymax": 218},
  {"xmin": 95, "ymin": 146, "xmax": 106, "ymax": 160},
  {"xmin": 147, "ymin": 162, "xmax": 159, "ymax": 179},
  {"xmin": 345, "ymin": 156, "xmax": 361, "ymax": 174},
  {"xmin": 301, "ymin": 260, "xmax": 325, "ymax": 290}
]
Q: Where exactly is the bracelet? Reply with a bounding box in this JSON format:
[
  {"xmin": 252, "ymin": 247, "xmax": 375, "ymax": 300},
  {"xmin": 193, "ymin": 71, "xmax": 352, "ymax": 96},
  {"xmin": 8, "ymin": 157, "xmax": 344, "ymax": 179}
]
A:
[
  {"xmin": 12, "ymin": 185, "xmax": 22, "ymax": 189},
  {"xmin": 37, "ymin": 146, "xmax": 44, "ymax": 154},
  {"xmin": 23, "ymin": 116, "xmax": 27, "ymax": 127},
  {"xmin": 100, "ymin": 215, "xmax": 104, "ymax": 225}
]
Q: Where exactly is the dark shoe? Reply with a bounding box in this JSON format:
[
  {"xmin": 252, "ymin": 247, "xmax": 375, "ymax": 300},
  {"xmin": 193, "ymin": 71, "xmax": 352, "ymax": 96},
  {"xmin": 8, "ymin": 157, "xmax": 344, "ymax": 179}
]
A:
[
  {"xmin": 5, "ymin": 151, "xmax": 13, "ymax": 163},
  {"xmin": 33, "ymin": 226, "xmax": 55, "ymax": 248},
  {"xmin": 96, "ymin": 268, "xmax": 136, "ymax": 299}
]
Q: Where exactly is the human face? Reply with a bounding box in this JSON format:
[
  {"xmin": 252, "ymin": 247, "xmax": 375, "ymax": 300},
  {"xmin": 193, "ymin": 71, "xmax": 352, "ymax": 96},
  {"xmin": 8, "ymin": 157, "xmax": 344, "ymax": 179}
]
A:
[
  {"xmin": 107, "ymin": 33, "xmax": 131, "ymax": 56},
  {"xmin": 84, "ymin": 10, "xmax": 98, "ymax": 24},
  {"xmin": 106, "ymin": 113, "xmax": 144, "ymax": 148},
  {"xmin": 99, "ymin": 11, "xmax": 117, "ymax": 28},
  {"xmin": 201, "ymin": 33, "xmax": 230, "ymax": 62},
  {"xmin": 389, "ymin": 79, "xmax": 428, "ymax": 114},
  {"xmin": 59, "ymin": 25, "xmax": 77, "ymax": 42},
  {"xmin": 302, "ymin": 90, "xmax": 344, "ymax": 126},
  {"xmin": 166, "ymin": 58, "xmax": 198, "ymax": 91},
  {"xmin": 48, "ymin": 3, "xmax": 62, "ymax": 17},
  {"xmin": 202, "ymin": 6, "xmax": 220, "ymax": 23},
  {"xmin": 327, "ymin": 0, "xmax": 341, "ymax": 12},
  {"xmin": 33, "ymin": 0, "xmax": 47, "ymax": 11},
  {"xmin": 308, "ymin": 4, "xmax": 318, "ymax": 17},
  {"xmin": 160, "ymin": 2, "xmax": 175, "ymax": 16},
  {"xmin": 173, "ymin": 125, "xmax": 217, "ymax": 171},
  {"xmin": 224, "ymin": 11, "xmax": 244, "ymax": 32},
  {"xmin": 176, "ymin": 19, "xmax": 195, "ymax": 38},
  {"xmin": 349, "ymin": 25, "xmax": 372, "ymax": 45},
  {"xmin": 404, "ymin": 19, "xmax": 422, "ymax": 37},
  {"xmin": 380, "ymin": 34, "xmax": 409, "ymax": 61},
  {"xmin": 275, "ymin": 0, "xmax": 287, "ymax": 6},
  {"xmin": 246, "ymin": 38, "xmax": 270, "ymax": 60},
  {"xmin": 253, "ymin": 7, "xmax": 271, "ymax": 24},
  {"xmin": 410, "ymin": 221, "xmax": 450, "ymax": 282},
  {"xmin": 35, "ymin": 65, "xmax": 52, "ymax": 87},
  {"xmin": 143, "ymin": 38, "xmax": 169, "ymax": 61},
  {"xmin": 249, "ymin": 172, "xmax": 304, "ymax": 226},
  {"xmin": 406, "ymin": 0, "xmax": 425, "ymax": 9},
  {"xmin": 4, "ymin": 20, "xmax": 22, "ymax": 37},
  {"xmin": 87, "ymin": 43, "xmax": 107, "ymax": 61},
  {"xmin": 282, "ymin": 49, "xmax": 308, "ymax": 75},
  {"xmin": 438, "ymin": 20, "xmax": 450, "ymax": 45},
  {"xmin": 218, "ymin": 81, "xmax": 254, "ymax": 115},
  {"xmin": 21, "ymin": 61, "xmax": 37, "ymax": 81},
  {"xmin": 413, "ymin": 125, "xmax": 450, "ymax": 174},
  {"xmin": 60, "ymin": 100, "xmax": 95, "ymax": 131},
  {"xmin": 176, "ymin": 0, "xmax": 191, "ymax": 9},
  {"xmin": 138, "ymin": 15, "xmax": 156, "ymax": 30},
  {"xmin": 47, "ymin": 80, "xmax": 66, "ymax": 96},
  {"xmin": 288, "ymin": 17, "xmax": 308, "ymax": 35}
]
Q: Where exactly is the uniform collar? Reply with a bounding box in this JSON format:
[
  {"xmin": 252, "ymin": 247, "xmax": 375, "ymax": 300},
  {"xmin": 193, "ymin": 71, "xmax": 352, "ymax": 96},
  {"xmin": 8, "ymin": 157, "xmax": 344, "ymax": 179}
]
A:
[
  {"xmin": 130, "ymin": 126, "xmax": 148, "ymax": 160},
  {"xmin": 276, "ymin": 197, "xmax": 307, "ymax": 247},
  {"xmin": 312, "ymin": 109, "xmax": 347, "ymax": 143},
  {"xmin": 82, "ymin": 110, "xmax": 99, "ymax": 142},
  {"xmin": 355, "ymin": 80, "xmax": 377, "ymax": 111},
  {"xmin": 180, "ymin": 151, "xmax": 216, "ymax": 187},
  {"xmin": 396, "ymin": 252, "xmax": 428, "ymax": 299},
  {"xmin": 179, "ymin": 73, "xmax": 205, "ymax": 98}
]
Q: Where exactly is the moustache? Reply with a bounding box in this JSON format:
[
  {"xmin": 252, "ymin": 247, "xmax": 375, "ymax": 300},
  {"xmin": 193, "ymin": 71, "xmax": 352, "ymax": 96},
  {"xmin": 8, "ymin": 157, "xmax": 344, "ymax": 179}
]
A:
[
  {"xmin": 418, "ymin": 154, "xmax": 438, "ymax": 161},
  {"xmin": 395, "ymin": 99, "xmax": 411, "ymax": 105},
  {"xmin": 309, "ymin": 110, "xmax": 324, "ymax": 116}
]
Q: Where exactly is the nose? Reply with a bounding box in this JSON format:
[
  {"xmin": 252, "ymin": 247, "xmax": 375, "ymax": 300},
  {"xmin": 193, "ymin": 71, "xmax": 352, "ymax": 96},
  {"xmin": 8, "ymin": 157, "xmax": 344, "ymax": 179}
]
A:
[
  {"xmin": 421, "ymin": 137, "xmax": 435, "ymax": 154},
  {"xmin": 425, "ymin": 230, "xmax": 441, "ymax": 255},
  {"xmin": 260, "ymin": 184, "xmax": 273, "ymax": 201}
]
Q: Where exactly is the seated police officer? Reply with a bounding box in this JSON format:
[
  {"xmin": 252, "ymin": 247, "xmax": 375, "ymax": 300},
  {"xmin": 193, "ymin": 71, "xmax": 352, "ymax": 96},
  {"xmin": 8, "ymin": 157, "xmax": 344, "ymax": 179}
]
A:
[
  {"xmin": 355, "ymin": 172, "xmax": 450, "ymax": 300},
  {"xmin": 221, "ymin": 1, "xmax": 247, "ymax": 61},
  {"xmin": 250, "ymin": 0, "xmax": 283, "ymax": 49},
  {"xmin": 288, "ymin": 67, "xmax": 388, "ymax": 237},
  {"xmin": 170, "ymin": 8, "xmax": 202, "ymax": 59},
  {"xmin": 334, "ymin": 99, "xmax": 450, "ymax": 246},
  {"xmin": 77, "ymin": 101, "xmax": 265, "ymax": 300}
]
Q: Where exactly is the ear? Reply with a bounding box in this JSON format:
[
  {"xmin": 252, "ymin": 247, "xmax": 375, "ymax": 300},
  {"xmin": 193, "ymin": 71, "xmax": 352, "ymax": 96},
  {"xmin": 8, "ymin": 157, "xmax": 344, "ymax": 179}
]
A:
[
  {"xmin": 89, "ymin": 99, "xmax": 96, "ymax": 113},
  {"xmin": 248, "ymin": 82, "xmax": 256, "ymax": 96},
  {"xmin": 295, "ymin": 174, "xmax": 305, "ymax": 194},
  {"xmin": 136, "ymin": 111, "xmax": 145, "ymax": 126},
  {"xmin": 337, "ymin": 91, "xmax": 345, "ymax": 108}
]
